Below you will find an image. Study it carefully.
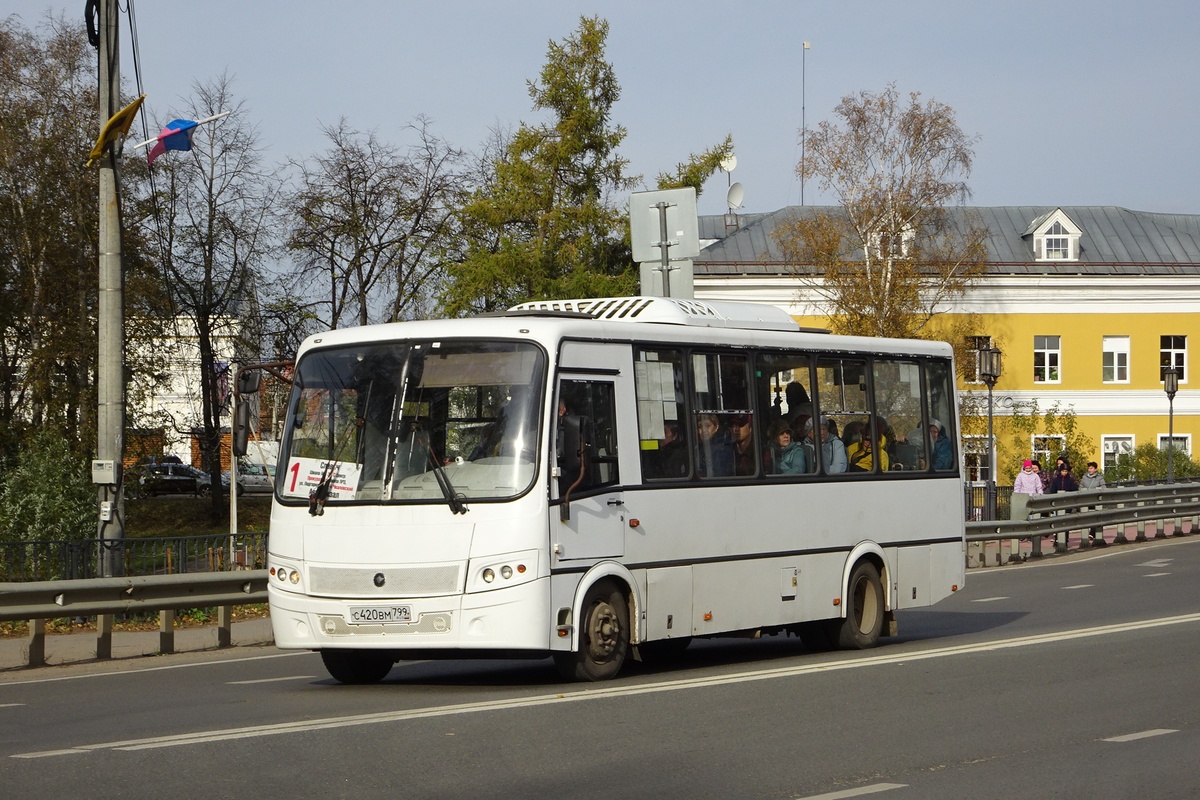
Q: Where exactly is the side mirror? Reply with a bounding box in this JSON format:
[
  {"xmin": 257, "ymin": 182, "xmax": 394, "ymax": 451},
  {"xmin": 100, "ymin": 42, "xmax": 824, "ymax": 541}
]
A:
[
  {"xmin": 237, "ymin": 368, "xmax": 261, "ymax": 394},
  {"xmin": 233, "ymin": 402, "xmax": 252, "ymax": 457}
]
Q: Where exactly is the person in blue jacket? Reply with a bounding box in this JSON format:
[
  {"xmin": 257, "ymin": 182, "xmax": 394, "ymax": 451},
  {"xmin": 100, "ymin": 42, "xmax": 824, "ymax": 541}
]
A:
[{"xmin": 929, "ymin": 418, "xmax": 954, "ymax": 471}]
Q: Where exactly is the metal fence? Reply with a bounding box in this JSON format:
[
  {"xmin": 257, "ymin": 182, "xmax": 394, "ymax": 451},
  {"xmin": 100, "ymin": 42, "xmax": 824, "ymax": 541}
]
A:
[
  {"xmin": 965, "ymin": 480, "xmax": 1200, "ymax": 566},
  {"xmin": 0, "ymin": 533, "xmax": 268, "ymax": 582},
  {"xmin": 962, "ymin": 479, "xmax": 1182, "ymax": 522}
]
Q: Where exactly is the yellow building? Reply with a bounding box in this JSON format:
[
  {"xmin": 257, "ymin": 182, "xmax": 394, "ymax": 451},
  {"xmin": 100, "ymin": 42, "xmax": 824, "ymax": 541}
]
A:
[{"xmin": 693, "ymin": 206, "xmax": 1200, "ymax": 484}]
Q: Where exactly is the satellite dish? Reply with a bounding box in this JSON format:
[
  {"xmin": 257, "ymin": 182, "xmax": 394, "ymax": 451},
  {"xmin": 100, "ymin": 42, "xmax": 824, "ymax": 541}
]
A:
[
  {"xmin": 727, "ymin": 182, "xmax": 744, "ymax": 210},
  {"xmin": 719, "ymin": 153, "xmax": 737, "ymax": 173}
]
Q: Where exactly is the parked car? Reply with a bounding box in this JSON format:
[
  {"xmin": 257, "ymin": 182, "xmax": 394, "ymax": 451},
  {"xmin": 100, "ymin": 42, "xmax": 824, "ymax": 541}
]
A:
[
  {"xmin": 129, "ymin": 462, "xmax": 199, "ymax": 497},
  {"xmin": 224, "ymin": 462, "xmax": 275, "ymax": 495}
]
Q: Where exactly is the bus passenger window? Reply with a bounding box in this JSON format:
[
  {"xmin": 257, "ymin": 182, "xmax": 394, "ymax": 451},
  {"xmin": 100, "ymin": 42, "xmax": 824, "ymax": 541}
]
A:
[
  {"xmin": 635, "ymin": 349, "xmax": 689, "ymax": 481},
  {"xmin": 691, "ymin": 352, "xmax": 757, "ymax": 479}
]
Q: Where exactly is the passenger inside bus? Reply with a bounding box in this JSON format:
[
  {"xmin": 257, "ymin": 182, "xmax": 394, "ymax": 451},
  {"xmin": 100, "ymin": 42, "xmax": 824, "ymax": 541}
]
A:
[
  {"xmin": 847, "ymin": 430, "xmax": 889, "ymax": 473},
  {"xmin": 784, "ymin": 381, "xmax": 812, "ymax": 435},
  {"xmin": 653, "ymin": 421, "xmax": 689, "ymax": 478},
  {"xmin": 729, "ymin": 413, "xmax": 758, "ymax": 476},
  {"xmin": 696, "ymin": 413, "xmax": 734, "ymax": 477},
  {"xmin": 766, "ymin": 418, "xmax": 807, "ymax": 475}
]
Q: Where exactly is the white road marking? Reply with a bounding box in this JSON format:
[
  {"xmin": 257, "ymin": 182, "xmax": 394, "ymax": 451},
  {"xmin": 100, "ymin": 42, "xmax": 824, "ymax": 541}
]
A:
[
  {"xmin": 1063, "ymin": 584, "xmax": 1094, "ymax": 590},
  {"xmin": 1103, "ymin": 729, "xmax": 1178, "ymax": 743},
  {"xmin": 1143, "ymin": 572, "xmax": 1170, "ymax": 577},
  {"xmin": 0, "ymin": 651, "xmax": 309, "ymax": 687},
  {"xmin": 227, "ymin": 676, "xmax": 315, "ymax": 685},
  {"xmin": 0, "ymin": 703, "xmax": 24, "ymax": 708},
  {"xmin": 14, "ymin": 611, "xmax": 1200, "ymax": 758},
  {"xmin": 971, "ymin": 596, "xmax": 1009, "ymax": 603},
  {"xmin": 797, "ymin": 783, "xmax": 907, "ymax": 799},
  {"xmin": 1136, "ymin": 559, "xmax": 1173, "ymax": 568}
]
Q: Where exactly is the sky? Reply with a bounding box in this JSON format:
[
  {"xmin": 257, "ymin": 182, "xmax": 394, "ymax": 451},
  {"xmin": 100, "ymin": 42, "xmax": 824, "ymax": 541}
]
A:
[{"xmin": 9, "ymin": 0, "xmax": 1200, "ymax": 218}]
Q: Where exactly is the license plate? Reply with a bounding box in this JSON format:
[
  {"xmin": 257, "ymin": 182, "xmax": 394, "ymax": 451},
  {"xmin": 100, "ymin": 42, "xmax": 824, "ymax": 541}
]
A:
[{"xmin": 348, "ymin": 605, "xmax": 412, "ymax": 624}]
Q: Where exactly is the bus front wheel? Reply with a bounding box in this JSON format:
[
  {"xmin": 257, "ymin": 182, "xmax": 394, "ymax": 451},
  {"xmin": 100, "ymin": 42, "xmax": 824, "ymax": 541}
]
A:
[
  {"xmin": 554, "ymin": 580, "xmax": 629, "ymax": 681},
  {"xmin": 321, "ymin": 649, "xmax": 395, "ymax": 684},
  {"xmin": 833, "ymin": 561, "xmax": 884, "ymax": 649}
]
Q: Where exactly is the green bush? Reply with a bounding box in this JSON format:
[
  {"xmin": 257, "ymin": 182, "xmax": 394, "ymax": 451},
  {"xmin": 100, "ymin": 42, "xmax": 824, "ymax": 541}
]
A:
[
  {"xmin": 1104, "ymin": 442, "xmax": 1200, "ymax": 483},
  {"xmin": 0, "ymin": 431, "xmax": 96, "ymax": 543}
]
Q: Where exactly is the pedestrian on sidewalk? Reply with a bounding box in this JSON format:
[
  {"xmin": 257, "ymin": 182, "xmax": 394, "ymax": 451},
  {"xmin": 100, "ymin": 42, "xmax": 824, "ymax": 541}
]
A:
[
  {"xmin": 1013, "ymin": 459, "xmax": 1042, "ymax": 494},
  {"xmin": 1079, "ymin": 460, "xmax": 1107, "ymax": 545}
]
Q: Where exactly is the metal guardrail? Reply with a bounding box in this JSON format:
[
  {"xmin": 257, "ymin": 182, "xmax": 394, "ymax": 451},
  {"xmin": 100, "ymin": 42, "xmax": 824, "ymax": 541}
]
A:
[
  {"xmin": 965, "ymin": 480, "xmax": 1200, "ymax": 566},
  {"xmin": 0, "ymin": 570, "xmax": 268, "ymax": 668}
]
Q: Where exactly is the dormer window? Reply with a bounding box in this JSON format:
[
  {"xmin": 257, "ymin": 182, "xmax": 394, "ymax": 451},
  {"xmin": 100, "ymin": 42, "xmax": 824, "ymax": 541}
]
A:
[
  {"xmin": 1044, "ymin": 221, "xmax": 1070, "ymax": 259},
  {"xmin": 867, "ymin": 224, "xmax": 915, "ymax": 260},
  {"xmin": 1028, "ymin": 209, "xmax": 1082, "ymax": 262}
]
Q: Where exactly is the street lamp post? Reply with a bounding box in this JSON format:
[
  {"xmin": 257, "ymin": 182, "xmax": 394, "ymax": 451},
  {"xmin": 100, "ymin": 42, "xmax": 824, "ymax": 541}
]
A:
[
  {"xmin": 1164, "ymin": 367, "xmax": 1179, "ymax": 482},
  {"xmin": 978, "ymin": 346, "xmax": 1002, "ymax": 520}
]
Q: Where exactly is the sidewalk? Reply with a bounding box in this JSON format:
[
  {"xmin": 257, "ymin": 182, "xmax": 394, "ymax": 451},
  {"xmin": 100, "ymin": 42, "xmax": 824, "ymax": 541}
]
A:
[{"xmin": 0, "ymin": 615, "xmax": 276, "ymax": 672}]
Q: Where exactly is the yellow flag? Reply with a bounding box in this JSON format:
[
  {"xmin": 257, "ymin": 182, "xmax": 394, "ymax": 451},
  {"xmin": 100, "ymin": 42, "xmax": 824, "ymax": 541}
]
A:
[{"xmin": 86, "ymin": 94, "xmax": 146, "ymax": 167}]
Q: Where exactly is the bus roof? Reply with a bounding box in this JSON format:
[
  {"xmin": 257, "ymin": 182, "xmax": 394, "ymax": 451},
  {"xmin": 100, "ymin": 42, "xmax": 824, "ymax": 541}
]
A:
[{"xmin": 295, "ymin": 298, "xmax": 953, "ymax": 360}]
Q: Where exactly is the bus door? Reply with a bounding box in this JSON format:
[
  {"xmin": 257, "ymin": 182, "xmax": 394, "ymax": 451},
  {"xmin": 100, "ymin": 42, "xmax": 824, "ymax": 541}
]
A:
[{"xmin": 553, "ymin": 374, "xmax": 624, "ymax": 561}]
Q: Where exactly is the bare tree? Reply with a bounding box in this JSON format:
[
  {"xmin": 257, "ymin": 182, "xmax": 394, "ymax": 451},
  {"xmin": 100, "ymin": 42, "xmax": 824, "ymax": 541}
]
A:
[
  {"xmin": 140, "ymin": 74, "xmax": 279, "ymax": 512},
  {"xmin": 773, "ymin": 84, "xmax": 988, "ymax": 339},
  {"xmin": 285, "ymin": 117, "xmax": 466, "ymax": 328}
]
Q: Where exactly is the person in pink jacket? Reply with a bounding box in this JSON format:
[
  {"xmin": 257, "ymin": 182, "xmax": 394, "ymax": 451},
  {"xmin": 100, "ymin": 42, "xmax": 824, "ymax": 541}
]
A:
[{"xmin": 1013, "ymin": 459, "xmax": 1043, "ymax": 494}]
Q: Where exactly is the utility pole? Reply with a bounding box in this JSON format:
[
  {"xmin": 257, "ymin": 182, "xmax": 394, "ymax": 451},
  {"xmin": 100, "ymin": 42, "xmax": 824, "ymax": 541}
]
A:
[{"xmin": 96, "ymin": 0, "xmax": 126, "ymax": 577}]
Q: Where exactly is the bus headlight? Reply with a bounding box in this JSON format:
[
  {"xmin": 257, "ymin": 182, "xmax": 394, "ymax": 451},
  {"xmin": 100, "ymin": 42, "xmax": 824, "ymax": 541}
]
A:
[
  {"xmin": 467, "ymin": 550, "xmax": 539, "ymax": 593},
  {"xmin": 270, "ymin": 563, "xmax": 303, "ymax": 592}
]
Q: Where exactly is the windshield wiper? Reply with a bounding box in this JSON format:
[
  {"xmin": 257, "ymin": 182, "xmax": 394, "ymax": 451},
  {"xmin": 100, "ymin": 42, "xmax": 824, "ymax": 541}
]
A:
[{"xmin": 428, "ymin": 446, "xmax": 468, "ymax": 515}]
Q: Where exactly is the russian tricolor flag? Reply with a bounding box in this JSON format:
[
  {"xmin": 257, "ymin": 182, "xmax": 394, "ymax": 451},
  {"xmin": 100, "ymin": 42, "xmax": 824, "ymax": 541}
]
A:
[{"xmin": 147, "ymin": 118, "xmax": 200, "ymax": 166}]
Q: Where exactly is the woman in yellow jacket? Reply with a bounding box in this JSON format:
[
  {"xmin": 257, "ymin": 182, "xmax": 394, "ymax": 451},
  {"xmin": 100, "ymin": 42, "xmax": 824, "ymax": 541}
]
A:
[{"xmin": 846, "ymin": 431, "xmax": 889, "ymax": 473}]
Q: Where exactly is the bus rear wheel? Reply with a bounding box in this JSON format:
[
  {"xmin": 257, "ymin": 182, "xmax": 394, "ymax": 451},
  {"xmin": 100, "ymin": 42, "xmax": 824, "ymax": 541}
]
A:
[
  {"xmin": 320, "ymin": 649, "xmax": 395, "ymax": 684},
  {"xmin": 833, "ymin": 561, "xmax": 884, "ymax": 649},
  {"xmin": 554, "ymin": 580, "xmax": 629, "ymax": 681}
]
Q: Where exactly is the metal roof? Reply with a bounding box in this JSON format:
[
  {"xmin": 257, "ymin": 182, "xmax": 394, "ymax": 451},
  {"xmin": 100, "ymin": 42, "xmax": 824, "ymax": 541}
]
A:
[{"xmin": 695, "ymin": 206, "xmax": 1200, "ymax": 276}]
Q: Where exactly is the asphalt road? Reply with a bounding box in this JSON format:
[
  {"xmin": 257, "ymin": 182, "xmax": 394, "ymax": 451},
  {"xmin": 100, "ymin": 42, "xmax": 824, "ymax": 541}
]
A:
[{"xmin": 1, "ymin": 537, "xmax": 1197, "ymax": 800}]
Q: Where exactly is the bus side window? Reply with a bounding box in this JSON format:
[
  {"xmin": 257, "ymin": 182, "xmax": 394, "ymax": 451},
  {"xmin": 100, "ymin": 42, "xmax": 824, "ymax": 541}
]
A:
[
  {"xmin": 634, "ymin": 348, "xmax": 689, "ymax": 481},
  {"xmin": 815, "ymin": 357, "xmax": 869, "ymax": 476},
  {"xmin": 925, "ymin": 360, "xmax": 959, "ymax": 473},
  {"xmin": 691, "ymin": 351, "xmax": 756, "ymax": 478}
]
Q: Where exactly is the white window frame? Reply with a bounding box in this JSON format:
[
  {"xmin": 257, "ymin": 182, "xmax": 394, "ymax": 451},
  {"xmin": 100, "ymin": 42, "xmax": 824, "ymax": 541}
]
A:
[
  {"xmin": 1102, "ymin": 435, "xmax": 1134, "ymax": 471},
  {"xmin": 867, "ymin": 224, "xmax": 915, "ymax": 261},
  {"xmin": 1158, "ymin": 433, "xmax": 1190, "ymax": 457},
  {"xmin": 1102, "ymin": 336, "xmax": 1130, "ymax": 384},
  {"xmin": 1032, "ymin": 434, "xmax": 1065, "ymax": 467},
  {"xmin": 965, "ymin": 335, "xmax": 991, "ymax": 385},
  {"xmin": 1033, "ymin": 335, "xmax": 1061, "ymax": 384},
  {"xmin": 962, "ymin": 435, "xmax": 990, "ymax": 484},
  {"xmin": 1160, "ymin": 335, "xmax": 1187, "ymax": 384},
  {"xmin": 1033, "ymin": 212, "xmax": 1081, "ymax": 262}
]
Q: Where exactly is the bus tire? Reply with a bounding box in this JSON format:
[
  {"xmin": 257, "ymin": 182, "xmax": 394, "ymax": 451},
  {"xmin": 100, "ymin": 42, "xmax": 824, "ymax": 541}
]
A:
[
  {"xmin": 554, "ymin": 580, "xmax": 629, "ymax": 681},
  {"xmin": 833, "ymin": 561, "xmax": 884, "ymax": 650},
  {"xmin": 320, "ymin": 649, "xmax": 395, "ymax": 684}
]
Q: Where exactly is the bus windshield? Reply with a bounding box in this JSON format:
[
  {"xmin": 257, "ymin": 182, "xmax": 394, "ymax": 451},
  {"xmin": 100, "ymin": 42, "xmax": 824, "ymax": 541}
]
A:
[{"xmin": 281, "ymin": 339, "xmax": 545, "ymax": 505}]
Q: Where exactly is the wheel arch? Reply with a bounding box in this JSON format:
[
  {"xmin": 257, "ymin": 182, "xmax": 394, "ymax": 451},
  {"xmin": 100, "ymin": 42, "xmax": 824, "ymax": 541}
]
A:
[
  {"xmin": 563, "ymin": 561, "xmax": 641, "ymax": 651},
  {"xmin": 838, "ymin": 542, "xmax": 890, "ymax": 619}
]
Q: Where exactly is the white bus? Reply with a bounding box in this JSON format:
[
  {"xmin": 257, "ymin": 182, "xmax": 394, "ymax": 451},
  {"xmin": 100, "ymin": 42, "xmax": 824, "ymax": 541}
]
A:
[{"xmin": 256, "ymin": 297, "xmax": 965, "ymax": 683}]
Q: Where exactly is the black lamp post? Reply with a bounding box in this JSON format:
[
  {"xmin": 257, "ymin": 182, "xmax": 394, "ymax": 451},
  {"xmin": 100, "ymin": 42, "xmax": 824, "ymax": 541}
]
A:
[
  {"xmin": 1164, "ymin": 367, "xmax": 1179, "ymax": 482},
  {"xmin": 978, "ymin": 346, "xmax": 1002, "ymax": 520}
]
